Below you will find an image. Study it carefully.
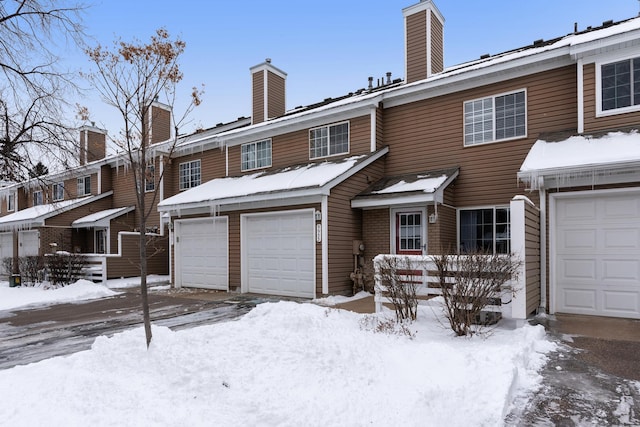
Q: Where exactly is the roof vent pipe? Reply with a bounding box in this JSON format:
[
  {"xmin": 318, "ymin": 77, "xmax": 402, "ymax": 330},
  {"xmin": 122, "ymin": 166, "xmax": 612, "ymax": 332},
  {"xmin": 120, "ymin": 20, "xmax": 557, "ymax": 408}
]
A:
[
  {"xmin": 386, "ymin": 72, "xmax": 392, "ymax": 84},
  {"xmin": 368, "ymin": 76, "xmax": 373, "ymax": 90},
  {"xmin": 574, "ymin": 22, "xmax": 578, "ymax": 33}
]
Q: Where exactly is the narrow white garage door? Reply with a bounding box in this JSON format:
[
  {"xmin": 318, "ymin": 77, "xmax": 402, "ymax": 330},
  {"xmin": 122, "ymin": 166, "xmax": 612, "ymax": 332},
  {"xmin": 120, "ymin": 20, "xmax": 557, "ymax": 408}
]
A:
[
  {"xmin": 18, "ymin": 230, "xmax": 39, "ymax": 256},
  {"xmin": 0, "ymin": 232, "xmax": 13, "ymax": 261},
  {"xmin": 175, "ymin": 217, "xmax": 228, "ymax": 290},
  {"xmin": 555, "ymin": 191, "xmax": 640, "ymax": 319},
  {"xmin": 243, "ymin": 210, "xmax": 315, "ymax": 298}
]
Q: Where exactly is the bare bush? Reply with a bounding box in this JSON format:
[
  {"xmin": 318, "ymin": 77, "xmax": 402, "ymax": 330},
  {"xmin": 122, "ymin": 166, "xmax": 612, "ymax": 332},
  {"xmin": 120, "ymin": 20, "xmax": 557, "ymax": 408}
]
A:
[
  {"xmin": 19, "ymin": 256, "xmax": 45, "ymax": 286},
  {"xmin": 1, "ymin": 258, "xmax": 13, "ymax": 276},
  {"xmin": 433, "ymin": 252, "xmax": 521, "ymax": 336},
  {"xmin": 46, "ymin": 252, "xmax": 88, "ymax": 287},
  {"xmin": 376, "ymin": 256, "xmax": 421, "ymax": 322}
]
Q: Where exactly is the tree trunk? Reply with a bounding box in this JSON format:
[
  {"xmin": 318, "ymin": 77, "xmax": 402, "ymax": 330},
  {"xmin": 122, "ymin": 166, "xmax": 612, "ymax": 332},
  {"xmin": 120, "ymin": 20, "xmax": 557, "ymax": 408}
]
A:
[{"xmin": 139, "ymin": 202, "xmax": 152, "ymax": 347}]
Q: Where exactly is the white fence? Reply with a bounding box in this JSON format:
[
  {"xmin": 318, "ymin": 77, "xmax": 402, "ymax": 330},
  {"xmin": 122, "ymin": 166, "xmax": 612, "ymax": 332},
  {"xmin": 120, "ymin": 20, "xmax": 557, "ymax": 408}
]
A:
[
  {"xmin": 373, "ymin": 254, "xmax": 518, "ymax": 319},
  {"xmin": 81, "ymin": 255, "xmax": 107, "ymax": 283}
]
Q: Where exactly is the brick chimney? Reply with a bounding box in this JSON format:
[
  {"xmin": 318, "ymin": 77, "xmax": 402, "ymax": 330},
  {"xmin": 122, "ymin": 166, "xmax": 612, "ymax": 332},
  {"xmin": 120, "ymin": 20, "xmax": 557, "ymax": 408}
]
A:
[
  {"xmin": 403, "ymin": 0, "xmax": 445, "ymax": 84},
  {"xmin": 146, "ymin": 100, "xmax": 173, "ymax": 144},
  {"xmin": 250, "ymin": 59, "xmax": 287, "ymax": 125},
  {"xmin": 79, "ymin": 123, "xmax": 107, "ymax": 166}
]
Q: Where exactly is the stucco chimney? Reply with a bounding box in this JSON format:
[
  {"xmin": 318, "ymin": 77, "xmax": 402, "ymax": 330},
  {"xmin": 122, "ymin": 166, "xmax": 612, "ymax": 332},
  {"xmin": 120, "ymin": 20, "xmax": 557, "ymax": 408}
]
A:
[
  {"xmin": 403, "ymin": 0, "xmax": 445, "ymax": 84},
  {"xmin": 250, "ymin": 59, "xmax": 287, "ymax": 125},
  {"xmin": 79, "ymin": 124, "xmax": 107, "ymax": 166}
]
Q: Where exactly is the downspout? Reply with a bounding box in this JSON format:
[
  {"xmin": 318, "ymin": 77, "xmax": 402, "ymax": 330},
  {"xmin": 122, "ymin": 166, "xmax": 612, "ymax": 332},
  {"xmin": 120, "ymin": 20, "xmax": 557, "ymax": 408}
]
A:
[
  {"xmin": 577, "ymin": 58, "xmax": 584, "ymax": 134},
  {"xmin": 322, "ymin": 195, "xmax": 329, "ymax": 295},
  {"xmin": 159, "ymin": 155, "xmax": 165, "ymax": 236},
  {"xmin": 225, "ymin": 145, "xmax": 229, "ymax": 177},
  {"xmin": 538, "ymin": 176, "xmax": 547, "ymax": 314},
  {"xmin": 370, "ymin": 106, "xmax": 377, "ymax": 153}
]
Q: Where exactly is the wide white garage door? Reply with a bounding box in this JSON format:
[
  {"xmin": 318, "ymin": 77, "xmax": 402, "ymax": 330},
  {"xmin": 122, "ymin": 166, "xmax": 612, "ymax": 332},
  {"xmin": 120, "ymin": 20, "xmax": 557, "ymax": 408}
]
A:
[
  {"xmin": 0, "ymin": 232, "xmax": 13, "ymax": 260},
  {"xmin": 555, "ymin": 191, "xmax": 640, "ymax": 319},
  {"xmin": 175, "ymin": 217, "xmax": 228, "ymax": 290},
  {"xmin": 18, "ymin": 230, "xmax": 39, "ymax": 256},
  {"xmin": 243, "ymin": 210, "xmax": 315, "ymax": 298}
]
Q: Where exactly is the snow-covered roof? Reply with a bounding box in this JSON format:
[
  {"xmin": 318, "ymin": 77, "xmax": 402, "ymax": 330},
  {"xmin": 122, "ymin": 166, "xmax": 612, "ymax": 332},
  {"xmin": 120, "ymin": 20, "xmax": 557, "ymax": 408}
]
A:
[
  {"xmin": 159, "ymin": 149, "xmax": 388, "ymax": 213},
  {"xmin": 0, "ymin": 195, "xmax": 106, "ymax": 231},
  {"xmin": 72, "ymin": 206, "xmax": 134, "ymax": 228},
  {"xmin": 351, "ymin": 168, "xmax": 459, "ymax": 209},
  {"xmin": 518, "ymin": 131, "xmax": 640, "ymax": 189}
]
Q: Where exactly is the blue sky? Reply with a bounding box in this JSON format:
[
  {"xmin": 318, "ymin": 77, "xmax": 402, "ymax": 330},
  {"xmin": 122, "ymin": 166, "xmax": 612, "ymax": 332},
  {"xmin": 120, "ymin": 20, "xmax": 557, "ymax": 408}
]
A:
[{"xmin": 70, "ymin": 0, "xmax": 639, "ymax": 139}]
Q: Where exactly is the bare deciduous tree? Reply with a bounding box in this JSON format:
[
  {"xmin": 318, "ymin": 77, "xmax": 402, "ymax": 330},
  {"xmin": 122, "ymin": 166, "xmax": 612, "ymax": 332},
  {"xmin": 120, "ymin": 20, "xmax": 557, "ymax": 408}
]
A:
[
  {"xmin": 84, "ymin": 28, "xmax": 202, "ymax": 347},
  {"xmin": 0, "ymin": 0, "xmax": 86, "ymax": 180}
]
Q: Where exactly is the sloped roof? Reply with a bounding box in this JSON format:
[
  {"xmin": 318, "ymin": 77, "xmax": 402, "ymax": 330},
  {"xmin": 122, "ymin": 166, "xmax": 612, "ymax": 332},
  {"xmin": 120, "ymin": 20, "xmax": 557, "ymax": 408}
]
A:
[
  {"xmin": 518, "ymin": 130, "xmax": 640, "ymax": 189},
  {"xmin": 158, "ymin": 148, "xmax": 388, "ymax": 213},
  {"xmin": 0, "ymin": 192, "xmax": 112, "ymax": 231},
  {"xmin": 351, "ymin": 167, "xmax": 459, "ymax": 208},
  {"xmin": 72, "ymin": 206, "xmax": 134, "ymax": 228}
]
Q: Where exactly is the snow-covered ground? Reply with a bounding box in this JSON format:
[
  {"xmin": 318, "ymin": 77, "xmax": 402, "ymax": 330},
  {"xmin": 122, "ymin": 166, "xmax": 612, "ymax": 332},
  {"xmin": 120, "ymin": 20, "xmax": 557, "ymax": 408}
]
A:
[{"xmin": 0, "ymin": 282, "xmax": 555, "ymax": 427}]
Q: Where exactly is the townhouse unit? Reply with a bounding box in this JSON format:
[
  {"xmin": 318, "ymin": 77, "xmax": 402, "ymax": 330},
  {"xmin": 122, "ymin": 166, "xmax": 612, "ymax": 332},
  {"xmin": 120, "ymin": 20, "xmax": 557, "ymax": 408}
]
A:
[{"xmin": 3, "ymin": 0, "xmax": 640, "ymax": 322}]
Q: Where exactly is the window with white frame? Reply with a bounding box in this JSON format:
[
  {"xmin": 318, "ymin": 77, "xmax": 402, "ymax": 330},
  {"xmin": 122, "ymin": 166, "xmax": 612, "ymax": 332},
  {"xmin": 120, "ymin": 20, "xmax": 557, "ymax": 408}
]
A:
[
  {"xmin": 464, "ymin": 90, "xmax": 526, "ymax": 146},
  {"xmin": 77, "ymin": 176, "xmax": 91, "ymax": 196},
  {"xmin": 145, "ymin": 163, "xmax": 155, "ymax": 192},
  {"xmin": 52, "ymin": 182, "xmax": 64, "ymax": 201},
  {"xmin": 241, "ymin": 139, "xmax": 272, "ymax": 171},
  {"xmin": 7, "ymin": 193, "xmax": 15, "ymax": 212},
  {"xmin": 33, "ymin": 190, "xmax": 43, "ymax": 206},
  {"xmin": 459, "ymin": 207, "xmax": 510, "ymax": 254},
  {"xmin": 179, "ymin": 159, "xmax": 201, "ymax": 190},
  {"xmin": 600, "ymin": 57, "xmax": 640, "ymax": 112},
  {"xmin": 309, "ymin": 122, "xmax": 349, "ymax": 159}
]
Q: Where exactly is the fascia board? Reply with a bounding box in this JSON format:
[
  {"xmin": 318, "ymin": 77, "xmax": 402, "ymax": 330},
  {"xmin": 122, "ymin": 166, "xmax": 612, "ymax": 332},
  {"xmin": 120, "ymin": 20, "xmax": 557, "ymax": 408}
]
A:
[
  {"xmin": 569, "ymin": 29, "xmax": 640, "ymax": 58},
  {"xmin": 321, "ymin": 147, "xmax": 389, "ymax": 192},
  {"xmin": 351, "ymin": 193, "xmax": 436, "ymax": 209}
]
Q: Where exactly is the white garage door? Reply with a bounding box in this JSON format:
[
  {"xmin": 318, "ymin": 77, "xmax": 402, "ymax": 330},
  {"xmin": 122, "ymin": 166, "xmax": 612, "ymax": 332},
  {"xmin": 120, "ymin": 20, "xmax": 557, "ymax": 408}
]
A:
[
  {"xmin": 0, "ymin": 232, "xmax": 13, "ymax": 260},
  {"xmin": 175, "ymin": 217, "xmax": 228, "ymax": 290},
  {"xmin": 243, "ymin": 210, "xmax": 315, "ymax": 298},
  {"xmin": 18, "ymin": 230, "xmax": 39, "ymax": 256},
  {"xmin": 555, "ymin": 191, "xmax": 640, "ymax": 319}
]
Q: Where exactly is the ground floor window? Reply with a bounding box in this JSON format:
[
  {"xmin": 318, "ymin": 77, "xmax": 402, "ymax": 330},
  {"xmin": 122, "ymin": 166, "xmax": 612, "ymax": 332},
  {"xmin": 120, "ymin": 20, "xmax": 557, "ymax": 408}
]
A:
[
  {"xmin": 95, "ymin": 229, "xmax": 106, "ymax": 254},
  {"xmin": 459, "ymin": 207, "xmax": 510, "ymax": 254},
  {"xmin": 396, "ymin": 211, "xmax": 423, "ymax": 255}
]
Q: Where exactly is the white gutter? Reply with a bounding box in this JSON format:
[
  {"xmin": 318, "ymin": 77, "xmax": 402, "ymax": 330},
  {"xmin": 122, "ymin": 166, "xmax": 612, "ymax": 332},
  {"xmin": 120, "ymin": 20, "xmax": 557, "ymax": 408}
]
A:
[{"xmin": 577, "ymin": 58, "xmax": 584, "ymax": 134}]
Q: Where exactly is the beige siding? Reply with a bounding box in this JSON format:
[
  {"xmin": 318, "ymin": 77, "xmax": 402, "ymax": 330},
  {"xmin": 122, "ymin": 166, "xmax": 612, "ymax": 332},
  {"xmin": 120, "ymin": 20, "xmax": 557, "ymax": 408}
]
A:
[
  {"xmin": 406, "ymin": 10, "xmax": 427, "ymax": 84},
  {"xmin": 384, "ymin": 65, "xmax": 577, "ymax": 207}
]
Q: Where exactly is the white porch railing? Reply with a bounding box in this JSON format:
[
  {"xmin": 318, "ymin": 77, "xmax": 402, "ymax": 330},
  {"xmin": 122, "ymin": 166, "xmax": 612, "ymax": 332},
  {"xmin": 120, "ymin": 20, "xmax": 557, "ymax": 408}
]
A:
[
  {"xmin": 80, "ymin": 255, "xmax": 107, "ymax": 284},
  {"xmin": 373, "ymin": 254, "xmax": 517, "ymax": 319}
]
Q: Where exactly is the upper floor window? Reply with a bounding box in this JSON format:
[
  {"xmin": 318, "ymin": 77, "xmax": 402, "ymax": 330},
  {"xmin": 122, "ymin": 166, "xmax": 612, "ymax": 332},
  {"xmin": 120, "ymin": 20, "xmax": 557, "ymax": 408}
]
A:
[
  {"xmin": 145, "ymin": 163, "xmax": 155, "ymax": 192},
  {"xmin": 52, "ymin": 182, "xmax": 64, "ymax": 201},
  {"xmin": 7, "ymin": 193, "xmax": 15, "ymax": 212},
  {"xmin": 33, "ymin": 190, "xmax": 43, "ymax": 206},
  {"xmin": 459, "ymin": 207, "xmax": 510, "ymax": 255},
  {"xmin": 600, "ymin": 57, "xmax": 640, "ymax": 113},
  {"xmin": 241, "ymin": 139, "xmax": 272, "ymax": 171},
  {"xmin": 309, "ymin": 122, "xmax": 349, "ymax": 159},
  {"xmin": 464, "ymin": 90, "xmax": 526, "ymax": 146},
  {"xmin": 77, "ymin": 176, "xmax": 91, "ymax": 196},
  {"xmin": 179, "ymin": 160, "xmax": 201, "ymax": 190}
]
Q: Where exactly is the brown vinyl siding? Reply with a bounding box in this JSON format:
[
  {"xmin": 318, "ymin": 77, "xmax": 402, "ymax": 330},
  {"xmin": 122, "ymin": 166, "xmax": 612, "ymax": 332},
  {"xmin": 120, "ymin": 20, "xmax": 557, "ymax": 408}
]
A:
[
  {"xmin": 384, "ymin": 65, "xmax": 577, "ymax": 207},
  {"xmin": 406, "ymin": 10, "xmax": 427, "ymax": 84},
  {"xmin": 45, "ymin": 196, "xmax": 112, "ymax": 227},
  {"xmin": 582, "ymin": 62, "xmax": 640, "ymax": 132},
  {"xmin": 376, "ymin": 107, "xmax": 384, "ymax": 150},
  {"xmin": 267, "ymin": 71, "xmax": 286, "ymax": 119},
  {"xmin": 106, "ymin": 234, "xmax": 169, "ymax": 278},
  {"xmin": 252, "ymin": 71, "xmax": 265, "ymax": 124},
  {"xmin": 430, "ymin": 11, "xmax": 443, "ymax": 75},
  {"xmin": 150, "ymin": 105, "xmax": 171, "ymax": 144},
  {"xmin": 228, "ymin": 115, "xmax": 372, "ymax": 176},
  {"xmin": 109, "ymin": 212, "xmax": 135, "ymax": 253},
  {"xmin": 101, "ymin": 165, "xmax": 113, "ymax": 193},
  {"xmin": 327, "ymin": 160, "xmax": 385, "ymax": 295},
  {"xmin": 524, "ymin": 201, "xmax": 541, "ymax": 315}
]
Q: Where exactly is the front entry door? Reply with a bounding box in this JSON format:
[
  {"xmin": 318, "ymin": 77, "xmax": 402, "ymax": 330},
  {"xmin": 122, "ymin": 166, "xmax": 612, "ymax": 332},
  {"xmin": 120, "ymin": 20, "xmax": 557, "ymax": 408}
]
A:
[{"xmin": 395, "ymin": 211, "xmax": 424, "ymax": 255}]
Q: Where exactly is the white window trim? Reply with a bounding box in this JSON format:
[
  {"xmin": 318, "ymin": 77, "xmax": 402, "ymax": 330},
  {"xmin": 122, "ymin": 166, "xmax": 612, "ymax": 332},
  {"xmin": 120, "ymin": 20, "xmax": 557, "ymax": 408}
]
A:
[
  {"xmin": 241, "ymin": 139, "xmax": 272, "ymax": 172},
  {"xmin": 145, "ymin": 163, "xmax": 156, "ymax": 193},
  {"xmin": 52, "ymin": 182, "xmax": 64, "ymax": 202},
  {"xmin": 95, "ymin": 228, "xmax": 108, "ymax": 254},
  {"xmin": 595, "ymin": 54, "xmax": 640, "ymax": 117},
  {"xmin": 463, "ymin": 88, "xmax": 527, "ymax": 147},
  {"xmin": 7, "ymin": 193, "xmax": 15, "ymax": 212},
  {"xmin": 457, "ymin": 205, "xmax": 511, "ymax": 255},
  {"xmin": 33, "ymin": 190, "xmax": 43, "ymax": 206},
  {"xmin": 309, "ymin": 121, "xmax": 350, "ymax": 160},
  {"xmin": 178, "ymin": 159, "xmax": 201, "ymax": 191},
  {"xmin": 77, "ymin": 176, "xmax": 91, "ymax": 196},
  {"xmin": 390, "ymin": 207, "xmax": 427, "ymax": 255}
]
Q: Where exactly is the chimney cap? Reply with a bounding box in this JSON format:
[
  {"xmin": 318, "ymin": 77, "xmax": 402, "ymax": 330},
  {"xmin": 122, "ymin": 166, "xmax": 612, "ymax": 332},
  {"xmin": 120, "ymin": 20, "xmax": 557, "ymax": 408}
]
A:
[{"xmin": 266, "ymin": 57, "xmax": 271, "ymax": 63}]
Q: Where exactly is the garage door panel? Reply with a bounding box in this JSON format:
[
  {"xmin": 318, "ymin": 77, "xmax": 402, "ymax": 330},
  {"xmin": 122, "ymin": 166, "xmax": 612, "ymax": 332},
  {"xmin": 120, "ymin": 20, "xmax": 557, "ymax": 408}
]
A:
[
  {"xmin": 244, "ymin": 211, "xmax": 315, "ymax": 298},
  {"xmin": 555, "ymin": 192, "xmax": 640, "ymax": 319},
  {"xmin": 0, "ymin": 233, "xmax": 13, "ymax": 260},
  {"xmin": 177, "ymin": 218, "xmax": 228, "ymax": 290}
]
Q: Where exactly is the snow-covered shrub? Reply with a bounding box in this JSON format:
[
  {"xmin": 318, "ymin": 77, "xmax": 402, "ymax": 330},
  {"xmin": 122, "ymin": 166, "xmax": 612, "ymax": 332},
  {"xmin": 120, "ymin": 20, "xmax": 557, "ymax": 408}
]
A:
[
  {"xmin": 375, "ymin": 256, "xmax": 420, "ymax": 322},
  {"xmin": 46, "ymin": 252, "xmax": 87, "ymax": 287},
  {"xmin": 19, "ymin": 256, "xmax": 45, "ymax": 286}
]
